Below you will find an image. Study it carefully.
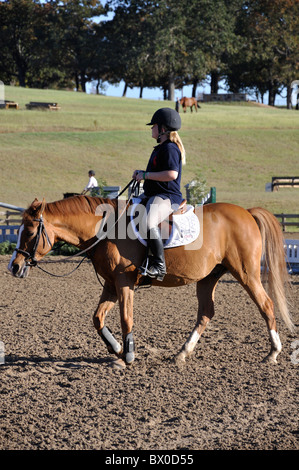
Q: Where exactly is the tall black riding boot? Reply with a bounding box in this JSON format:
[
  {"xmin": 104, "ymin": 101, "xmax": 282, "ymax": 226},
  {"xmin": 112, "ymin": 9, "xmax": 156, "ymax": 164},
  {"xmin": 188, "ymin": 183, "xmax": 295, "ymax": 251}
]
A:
[{"xmin": 145, "ymin": 227, "xmax": 166, "ymax": 281}]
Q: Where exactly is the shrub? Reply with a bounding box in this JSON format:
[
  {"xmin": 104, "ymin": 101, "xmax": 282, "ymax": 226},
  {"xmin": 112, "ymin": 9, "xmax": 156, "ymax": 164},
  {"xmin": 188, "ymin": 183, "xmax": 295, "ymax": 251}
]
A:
[
  {"xmin": 0, "ymin": 241, "xmax": 16, "ymax": 255},
  {"xmin": 187, "ymin": 171, "xmax": 208, "ymax": 206}
]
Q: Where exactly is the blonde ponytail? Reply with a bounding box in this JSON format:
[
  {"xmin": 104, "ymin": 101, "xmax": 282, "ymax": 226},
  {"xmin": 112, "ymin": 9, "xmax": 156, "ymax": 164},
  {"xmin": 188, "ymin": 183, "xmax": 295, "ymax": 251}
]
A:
[{"xmin": 169, "ymin": 131, "xmax": 186, "ymax": 165}]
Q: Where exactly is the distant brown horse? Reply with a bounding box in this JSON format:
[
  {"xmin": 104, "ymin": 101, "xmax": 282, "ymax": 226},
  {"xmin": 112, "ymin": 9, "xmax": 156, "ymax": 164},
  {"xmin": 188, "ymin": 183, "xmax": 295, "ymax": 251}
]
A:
[
  {"xmin": 179, "ymin": 97, "xmax": 201, "ymax": 113},
  {"xmin": 8, "ymin": 196, "xmax": 294, "ymax": 367}
]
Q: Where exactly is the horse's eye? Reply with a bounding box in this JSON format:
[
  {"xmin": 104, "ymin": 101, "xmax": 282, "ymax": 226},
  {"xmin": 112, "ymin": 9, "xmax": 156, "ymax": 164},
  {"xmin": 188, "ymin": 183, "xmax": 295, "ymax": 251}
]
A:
[{"xmin": 25, "ymin": 229, "xmax": 34, "ymax": 237}]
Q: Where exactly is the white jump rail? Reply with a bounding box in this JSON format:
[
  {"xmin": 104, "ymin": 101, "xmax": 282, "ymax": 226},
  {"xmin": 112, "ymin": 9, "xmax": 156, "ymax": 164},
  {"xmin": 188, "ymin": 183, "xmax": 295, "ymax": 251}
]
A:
[
  {"xmin": 284, "ymin": 239, "xmax": 299, "ymax": 274},
  {"xmin": 0, "ymin": 202, "xmax": 25, "ymax": 212},
  {"xmin": 0, "ymin": 203, "xmax": 24, "ymax": 243}
]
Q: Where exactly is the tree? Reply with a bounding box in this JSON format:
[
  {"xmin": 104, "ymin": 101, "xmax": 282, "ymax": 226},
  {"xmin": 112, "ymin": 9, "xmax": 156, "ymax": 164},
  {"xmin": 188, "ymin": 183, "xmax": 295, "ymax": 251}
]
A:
[
  {"xmin": 105, "ymin": 0, "xmax": 191, "ymax": 100},
  {"xmin": 226, "ymin": 0, "xmax": 299, "ymax": 106},
  {"xmin": 100, "ymin": 1, "xmax": 155, "ymax": 97},
  {"xmin": 0, "ymin": 0, "xmax": 88, "ymax": 89},
  {"xmin": 105, "ymin": 0, "xmax": 242, "ymax": 99},
  {"xmin": 55, "ymin": 0, "xmax": 105, "ymax": 92},
  {"xmin": 0, "ymin": 0, "xmax": 48, "ymax": 86}
]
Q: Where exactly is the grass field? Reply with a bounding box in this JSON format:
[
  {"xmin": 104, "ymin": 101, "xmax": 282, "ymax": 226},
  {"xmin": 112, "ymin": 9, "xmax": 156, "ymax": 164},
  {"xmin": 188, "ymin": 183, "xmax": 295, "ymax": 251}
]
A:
[{"xmin": 0, "ymin": 85, "xmax": 298, "ymax": 215}]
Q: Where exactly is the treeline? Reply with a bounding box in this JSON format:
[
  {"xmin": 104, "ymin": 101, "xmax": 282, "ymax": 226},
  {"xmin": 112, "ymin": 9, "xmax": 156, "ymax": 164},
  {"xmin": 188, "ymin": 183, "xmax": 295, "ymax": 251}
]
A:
[{"xmin": 0, "ymin": 0, "xmax": 298, "ymax": 107}]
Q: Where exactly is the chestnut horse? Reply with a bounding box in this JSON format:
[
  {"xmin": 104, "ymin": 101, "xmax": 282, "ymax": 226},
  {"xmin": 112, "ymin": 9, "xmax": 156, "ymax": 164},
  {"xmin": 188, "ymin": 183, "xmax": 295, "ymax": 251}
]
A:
[
  {"xmin": 179, "ymin": 97, "xmax": 201, "ymax": 113},
  {"xmin": 8, "ymin": 196, "xmax": 294, "ymax": 367}
]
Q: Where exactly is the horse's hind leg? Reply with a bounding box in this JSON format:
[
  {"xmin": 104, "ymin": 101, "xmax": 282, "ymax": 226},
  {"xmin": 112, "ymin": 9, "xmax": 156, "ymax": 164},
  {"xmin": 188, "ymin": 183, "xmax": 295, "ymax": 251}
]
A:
[
  {"xmin": 227, "ymin": 251, "xmax": 282, "ymax": 363},
  {"xmin": 241, "ymin": 278, "xmax": 282, "ymax": 363},
  {"xmin": 175, "ymin": 267, "xmax": 225, "ymax": 363}
]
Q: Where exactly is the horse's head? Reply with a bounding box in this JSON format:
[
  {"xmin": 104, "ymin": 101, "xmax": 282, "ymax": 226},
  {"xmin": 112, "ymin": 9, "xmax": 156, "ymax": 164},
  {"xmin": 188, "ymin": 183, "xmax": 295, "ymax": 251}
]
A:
[{"xmin": 8, "ymin": 198, "xmax": 54, "ymax": 278}]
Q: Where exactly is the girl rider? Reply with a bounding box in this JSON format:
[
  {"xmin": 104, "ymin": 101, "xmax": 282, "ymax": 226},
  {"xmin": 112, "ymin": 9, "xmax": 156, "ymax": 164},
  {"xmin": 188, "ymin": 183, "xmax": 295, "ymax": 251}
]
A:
[{"xmin": 132, "ymin": 107, "xmax": 186, "ymax": 281}]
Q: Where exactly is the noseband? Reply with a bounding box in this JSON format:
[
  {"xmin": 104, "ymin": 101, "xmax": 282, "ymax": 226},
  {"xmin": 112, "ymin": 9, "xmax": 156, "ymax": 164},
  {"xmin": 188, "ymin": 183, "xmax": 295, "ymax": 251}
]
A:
[{"xmin": 16, "ymin": 215, "xmax": 52, "ymax": 267}]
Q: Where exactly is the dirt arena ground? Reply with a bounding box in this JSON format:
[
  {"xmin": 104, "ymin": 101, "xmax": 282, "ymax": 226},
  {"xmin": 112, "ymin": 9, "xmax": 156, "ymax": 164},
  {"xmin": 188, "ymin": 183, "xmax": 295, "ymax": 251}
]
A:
[{"xmin": 0, "ymin": 254, "xmax": 298, "ymax": 451}]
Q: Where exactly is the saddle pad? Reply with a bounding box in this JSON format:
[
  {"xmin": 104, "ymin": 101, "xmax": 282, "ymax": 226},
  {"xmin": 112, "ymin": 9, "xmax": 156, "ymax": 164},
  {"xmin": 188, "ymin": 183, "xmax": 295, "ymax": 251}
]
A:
[{"xmin": 129, "ymin": 200, "xmax": 200, "ymax": 249}]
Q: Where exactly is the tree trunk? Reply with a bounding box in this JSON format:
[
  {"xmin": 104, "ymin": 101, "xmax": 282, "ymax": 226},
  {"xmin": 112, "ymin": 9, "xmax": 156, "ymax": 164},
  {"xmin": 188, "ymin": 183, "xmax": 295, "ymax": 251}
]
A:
[
  {"xmin": 192, "ymin": 79, "xmax": 198, "ymax": 97},
  {"xmin": 80, "ymin": 71, "xmax": 86, "ymax": 93},
  {"xmin": 15, "ymin": 47, "xmax": 27, "ymax": 87},
  {"xmin": 210, "ymin": 71, "xmax": 219, "ymax": 94},
  {"xmin": 168, "ymin": 73, "xmax": 175, "ymax": 101},
  {"xmin": 17, "ymin": 67, "xmax": 26, "ymax": 88},
  {"xmin": 139, "ymin": 85, "xmax": 143, "ymax": 98},
  {"xmin": 74, "ymin": 72, "xmax": 80, "ymax": 92},
  {"xmin": 15, "ymin": 56, "xmax": 26, "ymax": 87},
  {"xmin": 268, "ymin": 79, "xmax": 277, "ymax": 106},
  {"xmin": 287, "ymin": 84, "xmax": 293, "ymax": 110},
  {"xmin": 122, "ymin": 82, "xmax": 128, "ymax": 97}
]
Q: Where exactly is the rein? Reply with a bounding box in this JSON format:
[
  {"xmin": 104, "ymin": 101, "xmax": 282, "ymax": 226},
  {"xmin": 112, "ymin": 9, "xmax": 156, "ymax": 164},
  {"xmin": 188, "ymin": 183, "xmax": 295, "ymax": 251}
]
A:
[{"xmin": 18, "ymin": 179, "xmax": 139, "ymax": 278}]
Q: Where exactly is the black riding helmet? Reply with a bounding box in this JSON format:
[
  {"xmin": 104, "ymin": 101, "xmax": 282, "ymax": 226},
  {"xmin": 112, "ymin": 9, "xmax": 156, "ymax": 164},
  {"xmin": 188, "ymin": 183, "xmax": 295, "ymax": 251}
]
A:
[{"xmin": 147, "ymin": 107, "xmax": 181, "ymax": 131}]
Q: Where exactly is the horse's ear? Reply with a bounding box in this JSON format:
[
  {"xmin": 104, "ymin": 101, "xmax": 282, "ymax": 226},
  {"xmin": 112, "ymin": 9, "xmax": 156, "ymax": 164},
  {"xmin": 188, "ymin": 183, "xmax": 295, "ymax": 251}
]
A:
[
  {"xmin": 29, "ymin": 198, "xmax": 46, "ymax": 218},
  {"xmin": 41, "ymin": 198, "xmax": 46, "ymax": 214},
  {"xmin": 31, "ymin": 198, "xmax": 39, "ymax": 207},
  {"xmin": 36, "ymin": 198, "xmax": 46, "ymax": 218}
]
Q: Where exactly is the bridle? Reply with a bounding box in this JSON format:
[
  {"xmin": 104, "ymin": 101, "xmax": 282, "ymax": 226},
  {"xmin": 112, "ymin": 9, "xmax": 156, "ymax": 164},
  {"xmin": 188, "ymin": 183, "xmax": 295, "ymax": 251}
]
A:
[
  {"xmin": 14, "ymin": 179, "xmax": 140, "ymax": 278},
  {"xmin": 16, "ymin": 215, "xmax": 52, "ymax": 267}
]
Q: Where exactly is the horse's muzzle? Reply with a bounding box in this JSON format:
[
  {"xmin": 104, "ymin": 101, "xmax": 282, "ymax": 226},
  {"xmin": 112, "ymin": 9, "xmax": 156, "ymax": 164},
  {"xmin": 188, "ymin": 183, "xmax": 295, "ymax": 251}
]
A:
[{"xmin": 10, "ymin": 262, "xmax": 30, "ymax": 278}]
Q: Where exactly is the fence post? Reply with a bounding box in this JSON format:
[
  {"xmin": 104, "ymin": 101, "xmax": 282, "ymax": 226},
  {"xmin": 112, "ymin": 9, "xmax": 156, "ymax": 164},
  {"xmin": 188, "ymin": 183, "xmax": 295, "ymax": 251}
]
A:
[{"xmin": 210, "ymin": 187, "xmax": 216, "ymax": 203}]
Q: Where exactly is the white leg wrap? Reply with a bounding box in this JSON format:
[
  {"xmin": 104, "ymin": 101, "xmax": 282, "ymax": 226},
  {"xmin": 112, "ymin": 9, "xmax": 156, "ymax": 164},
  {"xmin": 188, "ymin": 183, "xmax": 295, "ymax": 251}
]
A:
[
  {"xmin": 270, "ymin": 330, "xmax": 282, "ymax": 352},
  {"xmin": 185, "ymin": 330, "xmax": 200, "ymax": 354}
]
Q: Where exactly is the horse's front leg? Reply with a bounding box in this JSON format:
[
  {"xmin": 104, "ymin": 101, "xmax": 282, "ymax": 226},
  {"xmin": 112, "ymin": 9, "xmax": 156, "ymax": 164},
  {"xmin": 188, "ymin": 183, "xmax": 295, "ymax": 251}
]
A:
[
  {"xmin": 116, "ymin": 280, "xmax": 135, "ymax": 365},
  {"xmin": 93, "ymin": 281, "xmax": 122, "ymax": 356}
]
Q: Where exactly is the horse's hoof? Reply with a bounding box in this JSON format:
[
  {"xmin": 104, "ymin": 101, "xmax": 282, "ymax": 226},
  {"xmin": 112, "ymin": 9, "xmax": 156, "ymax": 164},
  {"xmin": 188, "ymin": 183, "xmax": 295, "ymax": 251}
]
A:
[
  {"xmin": 174, "ymin": 351, "xmax": 186, "ymax": 364},
  {"xmin": 262, "ymin": 354, "xmax": 278, "ymax": 364},
  {"xmin": 125, "ymin": 352, "xmax": 135, "ymax": 365},
  {"xmin": 112, "ymin": 358, "xmax": 126, "ymax": 370}
]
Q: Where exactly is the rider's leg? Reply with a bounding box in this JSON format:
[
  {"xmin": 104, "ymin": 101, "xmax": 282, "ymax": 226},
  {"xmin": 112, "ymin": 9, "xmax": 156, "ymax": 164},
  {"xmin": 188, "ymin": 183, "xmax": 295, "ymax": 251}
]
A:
[{"xmin": 140, "ymin": 196, "xmax": 172, "ymax": 281}]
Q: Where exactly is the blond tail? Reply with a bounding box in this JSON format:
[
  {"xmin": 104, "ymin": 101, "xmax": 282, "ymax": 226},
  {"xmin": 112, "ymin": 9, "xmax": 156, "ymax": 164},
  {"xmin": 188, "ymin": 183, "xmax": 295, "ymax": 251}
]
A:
[{"xmin": 248, "ymin": 207, "xmax": 294, "ymax": 332}]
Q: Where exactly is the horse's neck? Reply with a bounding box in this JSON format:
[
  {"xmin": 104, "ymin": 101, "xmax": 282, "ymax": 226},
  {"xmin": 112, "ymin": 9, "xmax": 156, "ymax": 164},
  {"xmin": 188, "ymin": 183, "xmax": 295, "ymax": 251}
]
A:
[
  {"xmin": 44, "ymin": 202, "xmax": 100, "ymax": 246},
  {"xmin": 45, "ymin": 197, "xmax": 119, "ymax": 247}
]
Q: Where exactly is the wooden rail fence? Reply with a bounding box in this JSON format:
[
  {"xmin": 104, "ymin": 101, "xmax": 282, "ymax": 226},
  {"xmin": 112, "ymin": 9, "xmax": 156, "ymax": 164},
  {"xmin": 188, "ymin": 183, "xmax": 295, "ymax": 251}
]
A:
[
  {"xmin": 0, "ymin": 203, "xmax": 24, "ymax": 243},
  {"xmin": 274, "ymin": 213, "xmax": 299, "ymax": 232},
  {"xmin": 272, "ymin": 176, "xmax": 299, "ymax": 191}
]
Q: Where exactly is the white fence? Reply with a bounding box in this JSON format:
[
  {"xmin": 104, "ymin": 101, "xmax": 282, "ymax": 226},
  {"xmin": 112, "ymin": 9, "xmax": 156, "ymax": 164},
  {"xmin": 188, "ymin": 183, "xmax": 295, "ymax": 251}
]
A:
[
  {"xmin": 0, "ymin": 203, "xmax": 24, "ymax": 243},
  {"xmin": 284, "ymin": 239, "xmax": 299, "ymax": 274}
]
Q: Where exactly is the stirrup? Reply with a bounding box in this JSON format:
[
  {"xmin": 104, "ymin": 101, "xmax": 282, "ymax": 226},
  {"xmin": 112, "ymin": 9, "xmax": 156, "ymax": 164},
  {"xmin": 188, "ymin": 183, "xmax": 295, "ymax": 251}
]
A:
[
  {"xmin": 138, "ymin": 256, "xmax": 151, "ymax": 276},
  {"xmin": 138, "ymin": 257, "xmax": 166, "ymax": 281},
  {"xmin": 146, "ymin": 265, "xmax": 166, "ymax": 281}
]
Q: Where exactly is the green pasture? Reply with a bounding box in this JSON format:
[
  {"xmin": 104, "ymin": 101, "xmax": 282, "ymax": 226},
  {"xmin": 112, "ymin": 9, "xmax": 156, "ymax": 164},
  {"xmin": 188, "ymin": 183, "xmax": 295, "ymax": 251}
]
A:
[{"xmin": 0, "ymin": 85, "xmax": 298, "ymax": 214}]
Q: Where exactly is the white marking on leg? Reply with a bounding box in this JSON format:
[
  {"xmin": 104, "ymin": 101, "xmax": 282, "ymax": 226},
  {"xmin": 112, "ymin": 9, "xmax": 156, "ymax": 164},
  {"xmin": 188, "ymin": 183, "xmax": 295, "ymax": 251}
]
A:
[
  {"xmin": 184, "ymin": 329, "xmax": 200, "ymax": 354},
  {"xmin": 270, "ymin": 329, "xmax": 282, "ymax": 353},
  {"xmin": 7, "ymin": 224, "xmax": 24, "ymax": 272}
]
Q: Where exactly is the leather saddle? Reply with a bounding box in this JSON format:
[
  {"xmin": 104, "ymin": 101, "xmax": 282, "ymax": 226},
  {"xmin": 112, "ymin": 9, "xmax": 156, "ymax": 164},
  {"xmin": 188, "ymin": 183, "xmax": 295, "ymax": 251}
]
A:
[{"xmin": 129, "ymin": 198, "xmax": 188, "ymax": 244}]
